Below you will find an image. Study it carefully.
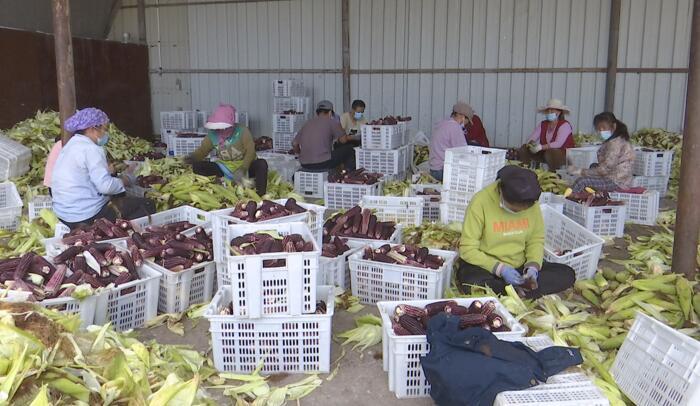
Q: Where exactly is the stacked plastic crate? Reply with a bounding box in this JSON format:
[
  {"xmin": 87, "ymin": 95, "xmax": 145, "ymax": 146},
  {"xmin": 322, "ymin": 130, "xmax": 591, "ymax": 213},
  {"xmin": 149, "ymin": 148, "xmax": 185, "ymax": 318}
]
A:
[
  {"xmin": 205, "ymin": 221, "xmax": 334, "ymax": 374},
  {"xmin": 272, "ymin": 79, "xmax": 309, "ymax": 153},
  {"xmin": 631, "ymin": 147, "xmax": 674, "ymax": 197},
  {"xmin": 355, "ymin": 122, "xmax": 411, "ymax": 181},
  {"xmin": 440, "ymin": 146, "xmax": 507, "ymax": 224}
]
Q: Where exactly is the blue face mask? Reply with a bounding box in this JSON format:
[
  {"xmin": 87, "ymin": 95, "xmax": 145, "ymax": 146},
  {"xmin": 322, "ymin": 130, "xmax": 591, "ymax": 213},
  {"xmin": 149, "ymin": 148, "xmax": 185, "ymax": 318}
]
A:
[
  {"xmin": 97, "ymin": 132, "xmax": 110, "ymax": 146},
  {"xmin": 545, "ymin": 112, "xmax": 559, "ymax": 122},
  {"xmin": 354, "ymin": 112, "xmax": 363, "ymax": 120},
  {"xmin": 599, "ymin": 130, "xmax": 613, "ymax": 140}
]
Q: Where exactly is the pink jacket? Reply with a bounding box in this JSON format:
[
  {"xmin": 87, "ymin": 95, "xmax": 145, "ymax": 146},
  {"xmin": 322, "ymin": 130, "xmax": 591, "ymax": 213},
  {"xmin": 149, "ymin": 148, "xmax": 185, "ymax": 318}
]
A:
[{"xmin": 43, "ymin": 141, "xmax": 63, "ymax": 187}]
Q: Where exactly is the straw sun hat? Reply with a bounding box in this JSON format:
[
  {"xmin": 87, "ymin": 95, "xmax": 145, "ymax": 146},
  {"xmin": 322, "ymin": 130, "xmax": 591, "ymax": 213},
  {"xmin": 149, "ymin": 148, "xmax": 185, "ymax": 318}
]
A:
[{"xmin": 538, "ymin": 98, "xmax": 571, "ymax": 114}]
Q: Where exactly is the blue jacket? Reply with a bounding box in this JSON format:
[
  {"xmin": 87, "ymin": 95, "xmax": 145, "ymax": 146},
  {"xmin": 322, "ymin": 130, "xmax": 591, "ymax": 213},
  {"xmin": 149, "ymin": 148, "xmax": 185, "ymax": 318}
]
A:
[{"xmin": 421, "ymin": 313, "xmax": 583, "ymax": 406}]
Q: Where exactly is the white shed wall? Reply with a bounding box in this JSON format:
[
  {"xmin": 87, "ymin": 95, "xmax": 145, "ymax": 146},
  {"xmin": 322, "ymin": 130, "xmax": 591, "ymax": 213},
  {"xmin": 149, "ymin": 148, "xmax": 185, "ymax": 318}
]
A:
[{"xmin": 110, "ymin": 0, "xmax": 691, "ymax": 146}]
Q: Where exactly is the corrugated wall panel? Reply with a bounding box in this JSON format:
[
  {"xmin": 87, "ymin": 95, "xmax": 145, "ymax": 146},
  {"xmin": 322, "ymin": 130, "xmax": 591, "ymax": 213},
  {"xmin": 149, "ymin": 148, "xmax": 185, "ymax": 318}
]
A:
[
  {"xmin": 110, "ymin": 0, "xmax": 690, "ymax": 141},
  {"xmin": 349, "ymin": 0, "xmax": 612, "ymax": 146},
  {"xmin": 614, "ymin": 0, "xmax": 691, "ymax": 131}
]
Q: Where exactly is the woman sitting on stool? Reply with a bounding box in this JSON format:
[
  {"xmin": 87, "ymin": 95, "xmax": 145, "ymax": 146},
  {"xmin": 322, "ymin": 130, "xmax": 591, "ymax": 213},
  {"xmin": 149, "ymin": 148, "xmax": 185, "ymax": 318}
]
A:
[{"xmin": 457, "ymin": 165, "xmax": 576, "ymax": 299}]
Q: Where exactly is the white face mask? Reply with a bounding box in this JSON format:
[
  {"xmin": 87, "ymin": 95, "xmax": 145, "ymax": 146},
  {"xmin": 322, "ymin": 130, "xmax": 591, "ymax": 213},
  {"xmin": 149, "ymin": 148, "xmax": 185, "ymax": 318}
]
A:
[
  {"xmin": 545, "ymin": 112, "xmax": 559, "ymax": 122},
  {"xmin": 599, "ymin": 130, "xmax": 613, "ymax": 140},
  {"xmin": 500, "ymin": 198, "xmax": 517, "ymax": 214}
]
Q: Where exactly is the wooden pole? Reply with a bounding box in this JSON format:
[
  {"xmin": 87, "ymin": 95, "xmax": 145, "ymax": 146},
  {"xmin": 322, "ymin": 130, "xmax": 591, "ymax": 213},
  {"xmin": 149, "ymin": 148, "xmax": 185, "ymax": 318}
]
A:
[
  {"xmin": 52, "ymin": 0, "xmax": 76, "ymax": 145},
  {"xmin": 672, "ymin": 0, "xmax": 700, "ymax": 278},
  {"xmin": 137, "ymin": 0, "xmax": 147, "ymax": 44},
  {"xmin": 341, "ymin": 0, "xmax": 351, "ymax": 112},
  {"xmin": 604, "ymin": 0, "xmax": 621, "ymax": 112}
]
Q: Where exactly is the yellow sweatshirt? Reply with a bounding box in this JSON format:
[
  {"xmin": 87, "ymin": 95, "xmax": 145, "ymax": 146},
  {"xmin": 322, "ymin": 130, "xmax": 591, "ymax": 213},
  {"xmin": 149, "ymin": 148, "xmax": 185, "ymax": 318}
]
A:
[{"xmin": 458, "ymin": 182, "xmax": 544, "ymax": 273}]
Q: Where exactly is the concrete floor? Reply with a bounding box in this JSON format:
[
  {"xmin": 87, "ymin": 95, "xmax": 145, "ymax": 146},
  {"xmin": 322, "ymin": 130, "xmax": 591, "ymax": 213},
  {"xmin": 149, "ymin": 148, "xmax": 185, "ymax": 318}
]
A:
[{"xmin": 136, "ymin": 199, "xmax": 675, "ymax": 405}]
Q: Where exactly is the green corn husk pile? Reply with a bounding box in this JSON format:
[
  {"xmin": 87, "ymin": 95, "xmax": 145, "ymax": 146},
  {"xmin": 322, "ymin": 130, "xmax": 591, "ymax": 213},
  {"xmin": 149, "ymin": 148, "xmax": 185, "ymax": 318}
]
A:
[
  {"xmin": 3, "ymin": 111, "xmax": 153, "ymax": 202},
  {"xmin": 413, "ymin": 145, "xmax": 429, "ymax": 166},
  {"xmin": 631, "ymin": 128, "xmax": 682, "ymax": 200},
  {"xmin": 0, "ymin": 302, "xmax": 323, "ymax": 405},
  {"xmin": 148, "ymin": 171, "xmax": 302, "ymax": 212},
  {"xmin": 0, "ymin": 212, "xmax": 58, "ymax": 258},
  {"xmin": 573, "ymin": 132, "xmax": 601, "ymax": 146},
  {"xmin": 403, "ymin": 222, "xmax": 462, "ymax": 251},
  {"xmin": 532, "ymin": 168, "xmax": 569, "ymax": 194},
  {"xmin": 382, "ymin": 180, "xmax": 411, "ymax": 197}
]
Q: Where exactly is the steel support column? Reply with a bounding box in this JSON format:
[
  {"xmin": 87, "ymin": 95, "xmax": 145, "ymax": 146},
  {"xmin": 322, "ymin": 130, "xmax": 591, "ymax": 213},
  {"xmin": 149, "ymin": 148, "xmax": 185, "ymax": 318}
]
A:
[
  {"xmin": 604, "ymin": 0, "xmax": 621, "ymax": 112},
  {"xmin": 672, "ymin": 0, "xmax": 700, "ymax": 278},
  {"xmin": 341, "ymin": 0, "xmax": 351, "ymax": 112},
  {"xmin": 137, "ymin": 0, "xmax": 147, "ymax": 44},
  {"xmin": 52, "ymin": 0, "xmax": 76, "ymax": 145}
]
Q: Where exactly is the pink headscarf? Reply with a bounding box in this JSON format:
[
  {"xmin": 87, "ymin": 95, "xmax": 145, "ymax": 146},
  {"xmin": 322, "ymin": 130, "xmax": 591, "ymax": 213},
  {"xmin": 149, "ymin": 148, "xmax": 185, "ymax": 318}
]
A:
[{"xmin": 205, "ymin": 104, "xmax": 237, "ymax": 147}]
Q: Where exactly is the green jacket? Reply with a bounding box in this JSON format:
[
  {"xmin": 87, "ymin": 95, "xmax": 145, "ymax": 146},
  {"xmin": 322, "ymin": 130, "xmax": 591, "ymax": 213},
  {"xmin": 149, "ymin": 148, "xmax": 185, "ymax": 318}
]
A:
[
  {"xmin": 459, "ymin": 182, "xmax": 544, "ymax": 273},
  {"xmin": 190, "ymin": 124, "xmax": 256, "ymax": 172}
]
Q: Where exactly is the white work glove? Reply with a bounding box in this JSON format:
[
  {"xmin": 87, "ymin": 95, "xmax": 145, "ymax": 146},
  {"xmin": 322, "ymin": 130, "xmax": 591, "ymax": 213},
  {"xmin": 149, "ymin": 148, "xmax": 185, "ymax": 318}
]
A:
[
  {"xmin": 529, "ymin": 143, "xmax": 543, "ymax": 153},
  {"xmin": 567, "ymin": 165, "xmax": 582, "ymax": 176}
]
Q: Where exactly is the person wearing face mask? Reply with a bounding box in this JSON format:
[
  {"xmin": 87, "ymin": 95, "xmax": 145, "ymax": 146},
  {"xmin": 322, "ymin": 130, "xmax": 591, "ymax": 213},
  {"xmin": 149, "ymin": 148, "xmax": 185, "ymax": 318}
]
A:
[
  {"xmin": 293, "ymin": 100, "xmax": 355, "ymax": 171},
  {"xmin": 567, "ymin": 112, "xmax": 635, "ymax": 193},
  {"xmin": 519, "ymin": 98, "xmax": 575, "ymax": 171},
  {"xmin": 340, "ymin": 99, "xmax": 368, "ymax": 137},
  {"xmin": 456, "ymin": 165, "xmax": 575, "ymax": 298},
  {"xmin": 428, "ymin": 101, "xmax": 473, "ymax": 181},
  {"xmin": 186, "ymin": 103, "xmax": 268, "ymax": 195},
  {"xmin": 51, "ymin": 107, "xmax": 155, "ymax": 230}
]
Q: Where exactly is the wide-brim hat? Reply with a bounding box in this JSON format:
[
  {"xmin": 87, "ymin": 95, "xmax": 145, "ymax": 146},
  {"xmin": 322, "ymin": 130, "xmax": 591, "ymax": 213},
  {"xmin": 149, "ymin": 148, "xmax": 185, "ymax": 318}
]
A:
[{"xmin": 538, "ymin": 98, "xmax": 570, "ymax": 114}]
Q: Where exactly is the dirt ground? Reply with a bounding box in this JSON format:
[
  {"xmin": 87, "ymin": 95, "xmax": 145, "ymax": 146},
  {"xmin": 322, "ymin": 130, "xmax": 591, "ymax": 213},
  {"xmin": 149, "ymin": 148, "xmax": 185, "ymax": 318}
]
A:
[{"xmin": 136, "ymin": 198, "xmax": 676, "ymax": 405}]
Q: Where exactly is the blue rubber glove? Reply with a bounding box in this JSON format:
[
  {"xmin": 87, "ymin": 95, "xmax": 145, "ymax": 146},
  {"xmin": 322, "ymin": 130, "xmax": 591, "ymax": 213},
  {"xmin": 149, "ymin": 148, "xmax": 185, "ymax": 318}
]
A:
[
  {"xmin": 524, "ymin": 267, "xmax": 539, "ymax": 281},
  {"xmin": 500, "ymin": 266, "xmax": 524, "ymax": 286}
]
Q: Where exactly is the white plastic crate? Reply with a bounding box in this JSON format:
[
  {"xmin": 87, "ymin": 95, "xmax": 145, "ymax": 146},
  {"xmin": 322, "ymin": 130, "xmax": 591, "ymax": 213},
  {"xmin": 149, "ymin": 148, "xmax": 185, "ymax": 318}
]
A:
[
  {"xmin": 443, "ymin": 146, "xmax": 506, "ymax": 195},
  {"xmin": 160, "ymin": 111, "xmax": 196, "ymax": 131},
  {"xmin": 566, "ymin": 146, "xmax": 600, "ymax": 169},
  {"xmin": 563, "ymin": 199, "xmax": 627, "ymax": 238},
  {"xmin": 130, "ymin": 205, "xmax": 211, "ymax": 233},
  {"xmin": 360, "ymin": 196, "xmax": 423, "ymax": 227},
  {"xmin": 40, "ymin": 295, "xmax": 98, "ymax": 329},
  {"xmin": 273, "ymin": 113, "xmax": 305, "ymax": 133},
  {"xmin": 612, "ymin": 312, "xmax": 700, "ymax": 406},
  {"xmin": 349, "ymin": 246, "xmax": 457, "ymax": 304},
  {"xmin": 542, "ymin": 206, "xmax": 605, "ymax": 280},
  {"xmin": 271, "ymin": 132, "xmax": 295, "ymax": 153},
  {"xmin": 360, "ymin": 124, "xmax": 405, "ymax": 149},
  {"xmin": 410, "ymin": 184, "xmax": 442, "ymax": 223},
  {"xmin": 273, "ymin": 96, "xmax": 311, "ymax": 114},
  {"xmin": 272, "ymin": 79, "xmax": 305, "ymax": 97},
  {"xmin": 206, "ymin": 285, "xmax": 333, "ymax": 374},
  {"xmin": 633, "ymin": 147, "xmax": 674, "ymax": 176},
  {"xmin": 0, "ymin": 136, "xmax": 32, "ymax": 181},
  {"xmin": 355, "ymin": 144, "xmax": 412, "ymax": 176},
  {"xmin": 223, "ymin": 222, "xmax": 319, "ymax": 318},
  {"xmin": 0, "ymin": 182, "xmax": 24, "ymax": 231},
  {"xmin": 324, "ymin": 179, "xmax": 384, "ymax": 210},
  {"xmin": 609, "ymin": 191, "xmax": 660, "ymax": 225},
  {"xmin": 439, "ymin": 189, "xmax": 475, "ymax": 206},
  {"xmin": 294, "ymin": 170, "xmax": 328, "ymax": 199},
  {"xmin": 93, "ymin": 264, "xmax": 161, "ymax": 332},
  {"xmin": 539, "ymin": 192, "xmax": 565, "ymax": 214},
  {"xmin": 210, "ymin": 200, "xmax": 324, "ymax": 262},
  {"xmin": 148, "ymin": 260, "xmax": 216, "ymax": 314},
  {"xmin": 28, "ymin": 195, "xmax": 53, "ymax": 220},
  {"xmin": 632, "ymin": 175, "xmax": 670, "ymax": 195},
  {"xmin": 494, "ymin": 382, "xmax": 609, "ymax": 406},
  {"xmin": 378, "ymin": 297, "xmax": 526, "ymax": 398},
  {"xmin": 194, "ymin": 110, "xmax": 208, "ymax": 128},
  {"xmin": 318, "ymin": 245, "xmax": 362, "ymax": 290},
  {"xmin": 173, "ymin": 135, "xmax": 206, "ymax": 157},
  {"xmin": 439, "ymin": 201, "xmax": 468, "ymax": 224}
]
